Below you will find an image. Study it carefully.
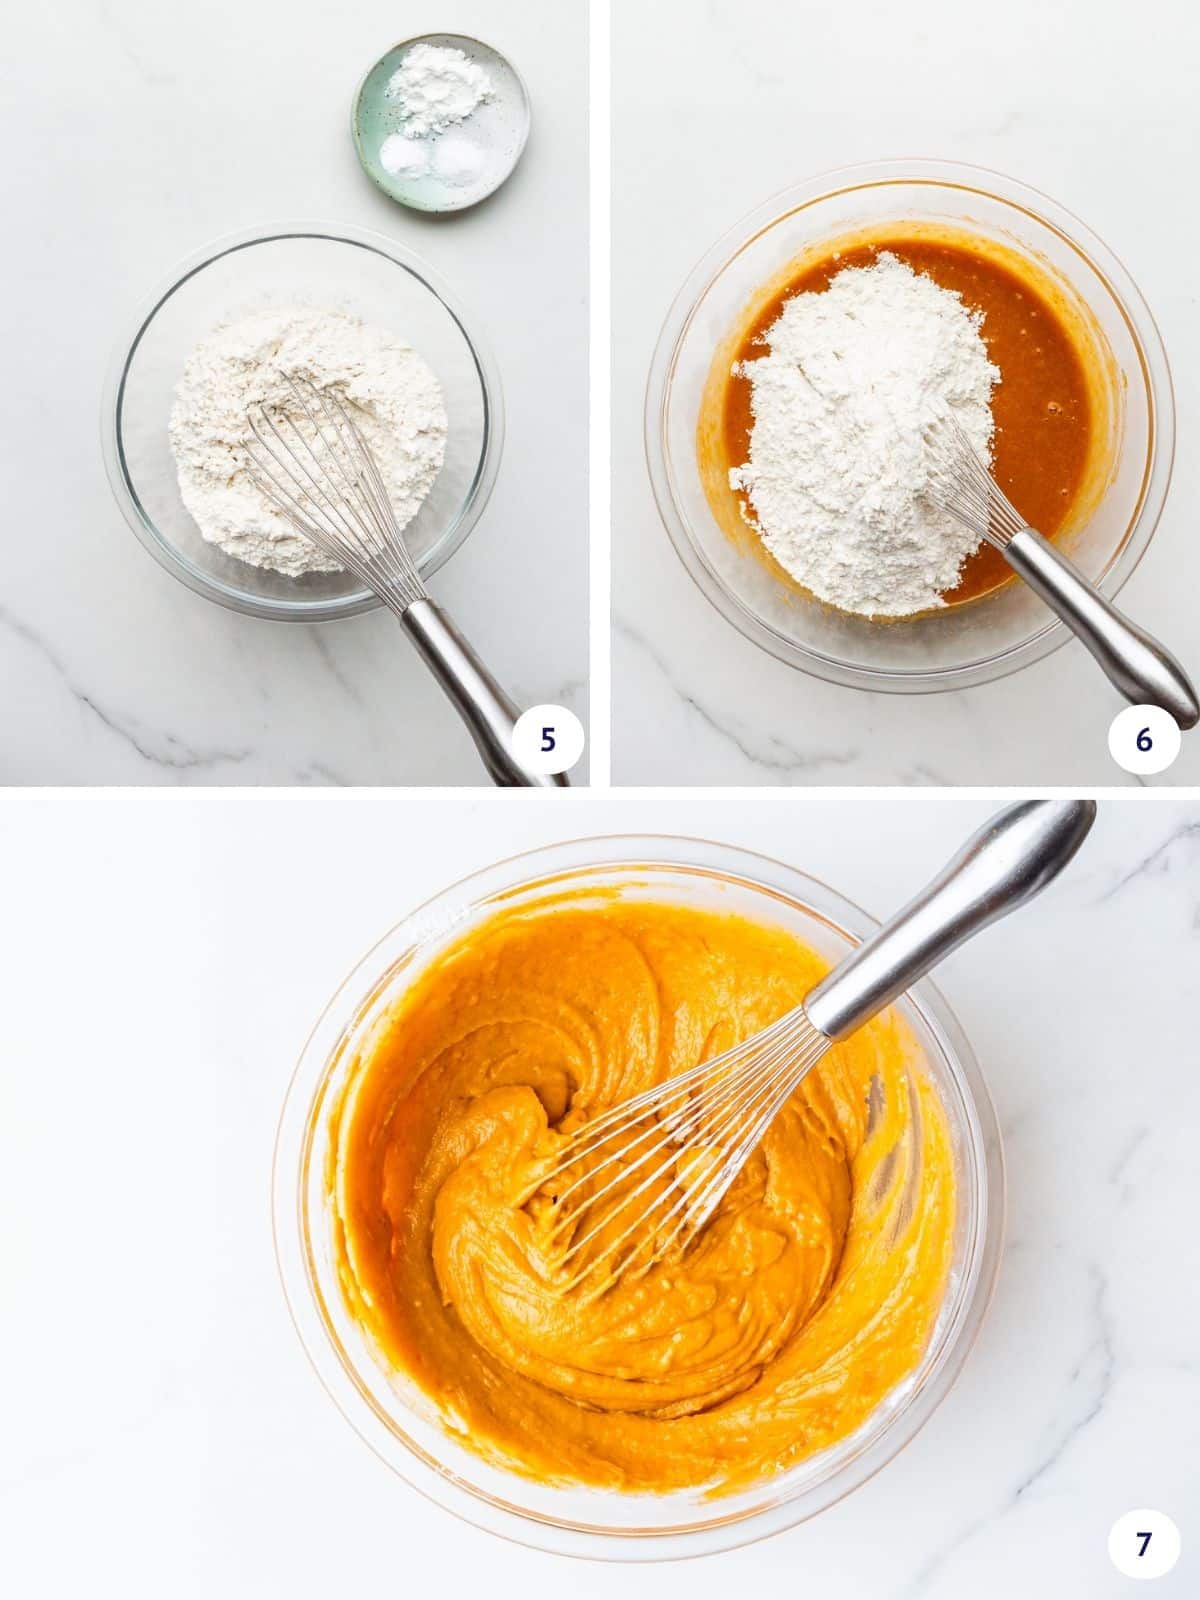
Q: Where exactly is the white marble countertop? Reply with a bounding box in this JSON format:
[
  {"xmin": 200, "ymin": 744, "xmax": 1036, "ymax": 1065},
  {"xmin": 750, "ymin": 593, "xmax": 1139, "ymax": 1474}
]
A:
[
  {"xmin": 1, "ymin": 0, "xmax": 586, "ymax": 785},
  {"xmin": 3, "ymin": 789, "xmax": 1195, "ymax": 1596},
  {"xmin": 612, "ymin": 0, "xmax": 1200, "ymax": 787}
]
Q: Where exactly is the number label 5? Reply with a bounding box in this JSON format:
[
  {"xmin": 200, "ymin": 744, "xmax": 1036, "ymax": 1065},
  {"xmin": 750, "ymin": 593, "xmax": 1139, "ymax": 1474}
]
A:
[{"xmin": 511, "ymin": 705, "xmax": 585, "ymax": 776}]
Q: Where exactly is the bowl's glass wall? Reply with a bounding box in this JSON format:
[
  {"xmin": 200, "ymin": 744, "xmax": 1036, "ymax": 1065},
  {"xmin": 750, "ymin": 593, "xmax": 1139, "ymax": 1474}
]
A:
[
  {"xmin": 649, "ymin": 167, "xmax": 1171, "ymax": 691},
  {"xmin": 275, "ymin": 839, "xmax": 1004, "ymax": 1559},
  {"xmin": 108, "ymin": 227, "xmax": 499, "ymax": 620}
]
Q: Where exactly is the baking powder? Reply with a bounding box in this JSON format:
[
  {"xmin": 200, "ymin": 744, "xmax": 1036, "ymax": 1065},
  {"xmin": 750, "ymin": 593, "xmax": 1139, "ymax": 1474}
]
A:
[{"xmin": 386, "ymin": 43, "xmax": 494, "ymax": 139}]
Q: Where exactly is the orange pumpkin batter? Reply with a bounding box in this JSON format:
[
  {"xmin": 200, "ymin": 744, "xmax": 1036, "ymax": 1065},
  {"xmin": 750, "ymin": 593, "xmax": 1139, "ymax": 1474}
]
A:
[
  {"xmin": 327, "ymin": 895, "xmax": 956, "ymax": 1495},
  {"xmin": 699, "ymin": 221, "xmax": 1116, "ymax": 612}
]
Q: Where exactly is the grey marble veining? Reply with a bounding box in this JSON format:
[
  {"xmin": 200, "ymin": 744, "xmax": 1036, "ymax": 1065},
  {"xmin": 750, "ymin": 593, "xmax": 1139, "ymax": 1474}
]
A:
[
  {"xmin": 612, "ymin": 0, "xmax": 1200, "ymax": 787},
  {"xmin": 2, "ymin": 0, "xmax": 587, "ymax": 785}
]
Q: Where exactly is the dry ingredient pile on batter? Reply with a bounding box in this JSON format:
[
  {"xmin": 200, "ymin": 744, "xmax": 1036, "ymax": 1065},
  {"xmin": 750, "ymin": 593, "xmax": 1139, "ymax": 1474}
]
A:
[
  {"xmin": 730, "ymin": 254, "xmax": 998, "ymax": 617},
  {"xmin": 169, "ymin": 306, "xmax": 447, "ymax": 577},
  {"xmin": 713, "ymin": 234, "xmax": 1098, "ymax": 618},
  {"xmin": 327, "ymin": 897, "xmax": 957, "ymax": 1495}
]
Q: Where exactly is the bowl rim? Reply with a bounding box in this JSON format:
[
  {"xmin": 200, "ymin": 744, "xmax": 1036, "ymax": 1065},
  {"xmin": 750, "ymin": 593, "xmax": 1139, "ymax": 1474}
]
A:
[
  {"xmin": 350, "ymin": 32, "xmax": 532, "ymax": 213},
  {"xmin": 272, "ymin": 832, "xmax": 1007, "ymax": 1561},
  {"xmin": 100, "ymin": 217, "xmax": 505, "ymax": 623},
  {"xmin": 644, "ymin": 156, "xmax": 1176, "ymax": 693}
]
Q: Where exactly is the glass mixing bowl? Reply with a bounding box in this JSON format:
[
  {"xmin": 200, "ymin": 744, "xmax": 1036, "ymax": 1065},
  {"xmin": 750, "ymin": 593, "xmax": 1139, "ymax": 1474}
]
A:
[
  {"xmin": 273, "ymin": 835, "xmax": 1005, "ymax": 1560},
  {"xmin": 646, "ymin": 160, "xmax": 1174, "ymax": 692},
  {"xmin": 102, "ymin": 221, "xmax": 503, "ymax": 622}
]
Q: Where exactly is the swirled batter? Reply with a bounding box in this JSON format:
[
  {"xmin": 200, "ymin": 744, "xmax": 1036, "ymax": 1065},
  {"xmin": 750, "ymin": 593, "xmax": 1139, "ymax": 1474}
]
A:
[{"xmin": 329, "ymin": 896, "xmax": 956, "ymax": 1494}]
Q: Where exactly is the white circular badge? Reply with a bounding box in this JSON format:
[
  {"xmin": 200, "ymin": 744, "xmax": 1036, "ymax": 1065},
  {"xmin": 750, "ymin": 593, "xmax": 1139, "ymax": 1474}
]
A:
[
  {"xmin": 511, "ymin": 705, "xmax": 586, "ymax": 777},
  {"xmin": 1108, "ymin": 1509, "xmax": 1181, "ymax": 1580},
  {"xmin": 1108, "ymin": 705, "xmax": 1182, "ymax": 776}
]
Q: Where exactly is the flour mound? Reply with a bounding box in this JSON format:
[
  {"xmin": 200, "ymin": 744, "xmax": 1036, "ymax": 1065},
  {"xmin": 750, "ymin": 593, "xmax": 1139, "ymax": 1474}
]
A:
[
  {"xmin": 730, "ymin": 253, "xmax": 1000, "ymax": 618},
  {"xmin": 169, "ymin": 306, "xmax": 447, "ymax": 577}
]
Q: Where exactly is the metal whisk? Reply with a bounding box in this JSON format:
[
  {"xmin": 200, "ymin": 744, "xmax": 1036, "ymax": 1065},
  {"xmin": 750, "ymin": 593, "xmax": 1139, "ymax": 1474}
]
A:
[
  {"xmin": 923, "ymin": 410, "xmax": 1198, "ymax": 729},
  {"xmin": 244, "ymin": 376, "xmax": 568, "ymax": 787},
  {"xmin": 537, "ymin": 799, "xmax": 1096, "ymax": 1293}
]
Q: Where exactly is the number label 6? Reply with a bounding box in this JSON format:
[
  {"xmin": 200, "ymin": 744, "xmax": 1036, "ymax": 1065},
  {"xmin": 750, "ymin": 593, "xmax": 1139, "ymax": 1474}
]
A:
[{"xmin": 1108, "ymin": 706, "xmax": 1181, "ymax": 776}]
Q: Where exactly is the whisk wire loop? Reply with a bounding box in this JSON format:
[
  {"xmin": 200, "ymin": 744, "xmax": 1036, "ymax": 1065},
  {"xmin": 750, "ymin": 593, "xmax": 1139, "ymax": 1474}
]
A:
[
  {"xmin": 922, "ymin": 406, "xmax": 1200, "ymax": 731},
  {"xmin": 538, "ymin": 1012, "xmax": 800, "ymax": 1221},
  {"xmin": 249, "ymin": 407, "xmax": 375, "ymax": 569},
  {"xmin": 551, "ymin": 1024, "xmax": 798, "ymax": 1252},
  {"xmin": 239, "ymin": 372, "xmax": 573, "ymax": 789},
  {"xmin": 542, "ymin": 1009, "xmax": 832, "ymax": 1292},
  {"xmin": 243, "ymin": 375, "xmax": 428, "ymax": 613},
  {"xmin": 618, "ymin": 1029, "xmax": 829, "ymax": 1279},
  {"xmin": 921, "ymin": 408, "xmax": 1028, "ymax": 550},
  {"xmin": 535, "ymin": 800, "xmax": 1102, "ymax": 1297}
]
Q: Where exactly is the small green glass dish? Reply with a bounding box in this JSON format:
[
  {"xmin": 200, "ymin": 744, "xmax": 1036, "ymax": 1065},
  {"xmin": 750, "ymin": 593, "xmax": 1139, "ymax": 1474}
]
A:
[{"xmin": 352, "ymin": 33, "xmax": 531, "ymax": 214}]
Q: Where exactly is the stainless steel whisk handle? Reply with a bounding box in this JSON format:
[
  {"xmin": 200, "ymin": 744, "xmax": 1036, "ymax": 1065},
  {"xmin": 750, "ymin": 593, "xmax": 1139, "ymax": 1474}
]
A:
[
  {"xmin": 804, "ymin": 799, "xmax": 1096, "ymax": 1041},
  {"xmin": 1005, "ymin": 529, "xmax": 1199, "ymax": 730},
  {"xmin": 401, "ymin": 600, "xmax": 569, "ymax": 789}
]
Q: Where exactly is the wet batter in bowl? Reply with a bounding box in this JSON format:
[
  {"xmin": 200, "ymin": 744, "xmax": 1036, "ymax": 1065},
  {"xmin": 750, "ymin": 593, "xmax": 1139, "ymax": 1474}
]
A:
[
  {"xmin": 328, "ymin": 895, "xmax": 956, "ymax": 1494},
  {"xmin": 699, "ymin": 223, "xmax": 1111, "ymax": 615}
]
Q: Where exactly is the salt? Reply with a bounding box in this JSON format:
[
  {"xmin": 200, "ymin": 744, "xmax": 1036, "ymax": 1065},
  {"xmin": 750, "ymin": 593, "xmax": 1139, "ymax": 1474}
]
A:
[
  {"xmin": 431, "ymin": 133, "xmax": 487, "ymax": 187},
  {"xmin": 379, "ymin": 134, "xmax": 430, "ymax": 179}
]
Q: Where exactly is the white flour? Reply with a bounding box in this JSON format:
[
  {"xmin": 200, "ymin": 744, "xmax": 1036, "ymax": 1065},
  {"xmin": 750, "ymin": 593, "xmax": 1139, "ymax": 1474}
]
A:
[
  {"xmin": 386, "ymin": 43, "xmax": 494, "ymax": 139},
  {"xmin": 730, "ymin": 253, "xmax": 1000, "ymax": 617},
  {"xmin": 169, "ymin": 306, "xmax": 447, "ymax": 577}
]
